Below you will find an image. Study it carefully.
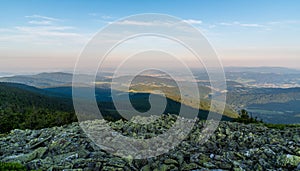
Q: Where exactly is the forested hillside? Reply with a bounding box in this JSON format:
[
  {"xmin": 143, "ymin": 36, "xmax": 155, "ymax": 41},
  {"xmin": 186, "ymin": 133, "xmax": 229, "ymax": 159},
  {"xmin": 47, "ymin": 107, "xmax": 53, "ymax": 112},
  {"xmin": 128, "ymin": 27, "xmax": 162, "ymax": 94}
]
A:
[{"xmin": 0, "ymin": 83, "xmax": 76, "ymax": 133}]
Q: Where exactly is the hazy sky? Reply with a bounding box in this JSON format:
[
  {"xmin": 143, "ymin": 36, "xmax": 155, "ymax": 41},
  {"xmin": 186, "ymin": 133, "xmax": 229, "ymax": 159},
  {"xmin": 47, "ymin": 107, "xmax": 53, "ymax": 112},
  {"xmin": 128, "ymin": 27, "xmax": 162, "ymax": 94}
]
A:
[{"xmin": 0, "ymin": 0, "xmax": 300, "ymax": 72}]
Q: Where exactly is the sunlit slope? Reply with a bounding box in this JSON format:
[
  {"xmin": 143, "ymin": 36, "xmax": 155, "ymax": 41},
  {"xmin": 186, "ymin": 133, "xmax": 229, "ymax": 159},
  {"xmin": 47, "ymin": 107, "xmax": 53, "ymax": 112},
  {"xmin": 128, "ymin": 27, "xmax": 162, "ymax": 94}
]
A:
[{"xmin": 101, "ymin": 75, "xmax": 238, "ymax": 118}]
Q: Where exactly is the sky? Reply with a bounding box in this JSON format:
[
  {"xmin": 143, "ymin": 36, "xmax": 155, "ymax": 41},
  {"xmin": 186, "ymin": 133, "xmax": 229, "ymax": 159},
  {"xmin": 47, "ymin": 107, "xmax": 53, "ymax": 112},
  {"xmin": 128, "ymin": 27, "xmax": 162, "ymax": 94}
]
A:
[{"xmin": 0, "ymin": 0, "xmax": 300, "ymax": 73}]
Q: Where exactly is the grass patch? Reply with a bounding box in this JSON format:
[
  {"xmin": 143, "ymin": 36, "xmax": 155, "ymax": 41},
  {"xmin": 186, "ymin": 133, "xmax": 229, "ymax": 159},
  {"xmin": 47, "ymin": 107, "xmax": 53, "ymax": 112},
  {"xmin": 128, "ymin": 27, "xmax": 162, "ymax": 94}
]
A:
[
  {"xmin": 264, "ymin": 123, "xmax": 300, "ymax": 130},
  {"xmin": 0, "ymin": 162, "xmax": 26, "ymax": 171}
]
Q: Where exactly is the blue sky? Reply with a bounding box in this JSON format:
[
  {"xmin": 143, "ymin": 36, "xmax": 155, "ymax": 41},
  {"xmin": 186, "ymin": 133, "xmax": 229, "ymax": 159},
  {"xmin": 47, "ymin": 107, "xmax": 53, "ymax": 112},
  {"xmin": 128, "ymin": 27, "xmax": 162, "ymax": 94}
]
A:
[{"xmin": 1, "ymin": 0, "xmax": 300, "ymax": 72}]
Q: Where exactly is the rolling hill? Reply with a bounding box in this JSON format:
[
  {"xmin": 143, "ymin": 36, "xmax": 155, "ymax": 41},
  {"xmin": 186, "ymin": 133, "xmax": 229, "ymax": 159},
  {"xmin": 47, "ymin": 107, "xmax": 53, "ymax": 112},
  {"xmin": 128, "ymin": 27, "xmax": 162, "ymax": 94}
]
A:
[
  {"xmin": 1, "ymin": 72, "xmax": 238, "ymax": 118},
  {"xmin": 0, "ymin": 72, "xmax": 110, "ymax": 88},
  {"xmin": 227, "ymin": 87, "xmax": 300, "ymax": 123}
]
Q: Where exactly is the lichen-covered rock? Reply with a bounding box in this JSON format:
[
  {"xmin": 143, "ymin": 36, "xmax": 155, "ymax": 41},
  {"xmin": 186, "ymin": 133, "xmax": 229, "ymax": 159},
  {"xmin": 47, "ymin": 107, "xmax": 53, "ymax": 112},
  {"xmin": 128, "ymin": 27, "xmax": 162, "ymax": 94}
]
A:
[
  {"xmin": 164, "ymin": 158, "xmax": 178, "ymax": 165},
  {"xmin": 181, "ymin": 162, "xmax": 200, "ymax": 170},
  {"xmin": 278, "ymin": 154, "xmax": 300, "ymax": 167},
  {"xmin": 0, "ymin": 114, "xmax": 299, "ymax": 170},
  {"xmin": 3, "ymin": 147, "xmax": 47, "ymax": 163}
]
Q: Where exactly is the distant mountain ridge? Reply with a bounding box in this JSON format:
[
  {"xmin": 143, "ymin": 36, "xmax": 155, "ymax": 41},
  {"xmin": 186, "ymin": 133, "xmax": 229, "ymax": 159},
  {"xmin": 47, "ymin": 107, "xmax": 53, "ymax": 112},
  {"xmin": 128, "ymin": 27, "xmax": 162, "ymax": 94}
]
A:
[
  {"xmin": 224, "ymin": 66, "xmax": 300, "ymax": 74},
  {"xmin": 0, "ymin": 72, "xmax": 74, "ymax": 88},
  {"xmin": 0, "ymin": 72, "xmax": 110, "ymax": 88}
]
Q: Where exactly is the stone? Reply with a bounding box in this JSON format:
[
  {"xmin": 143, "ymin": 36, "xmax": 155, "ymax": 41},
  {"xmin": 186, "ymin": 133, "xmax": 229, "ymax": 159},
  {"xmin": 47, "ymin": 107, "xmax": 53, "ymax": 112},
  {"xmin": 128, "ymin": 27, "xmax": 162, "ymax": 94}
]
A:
[
  {"xmin": 181, "ymin": 162, "xmax": 200, "ymax": 170},
  {"xmin": 158, "ymin": 164, "xmax": 172, "ymax": 171},
  {"xmin": 106, "ymin": 158, "xmax": 126, "ymax": 168},
  {"xmin": 164, "ymin": 159, "xmax": 178, "ymax": 165},
  {"xmin": 233, "ymin": 167, "xmax": 244, "ymax": 171},
  {"xmin": 0, "ymin": 114, "xmax": 299, "ymax": 170},
  {"xmin": 219, "ymin": 162, "xmax": 232, "ymax": 169},
  {"xmin": 30, "ymin": 136, "xmax": 51, "ymax": 149},
  {"xmin": 281, "ymin": 154, "xmax": 300, "ymax": 167},
  {"xmin": 214, "ymin": 155, "xmax": 222, "ymax": 161},
  {"xmin": 3, "ymin": 147, "xmax": 48, "ymax": 163},
  {"xmin": 140, "ymin": 164, "xmax": 151, "ymax": 171},
  {"xmin": 203, "ymin": 162, "xmax": 215, "ymax": 168},
  {"xmin": 102, "ymin": 166, "xmax": 123, "ymax": 171}
]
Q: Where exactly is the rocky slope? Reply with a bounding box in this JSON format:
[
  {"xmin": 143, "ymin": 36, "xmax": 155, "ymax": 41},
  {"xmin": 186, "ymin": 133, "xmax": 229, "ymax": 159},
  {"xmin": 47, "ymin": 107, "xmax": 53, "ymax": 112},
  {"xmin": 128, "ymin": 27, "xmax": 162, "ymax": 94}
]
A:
[{"xmin": 0, "ymin": 114, "xmax": 300, "ymax": 171}]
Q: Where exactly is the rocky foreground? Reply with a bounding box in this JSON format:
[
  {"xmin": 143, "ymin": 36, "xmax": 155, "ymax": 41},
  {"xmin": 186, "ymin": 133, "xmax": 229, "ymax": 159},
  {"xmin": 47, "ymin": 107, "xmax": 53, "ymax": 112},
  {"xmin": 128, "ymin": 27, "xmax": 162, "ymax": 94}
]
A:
[{"xmin": 0, "ymin": 114, "xmax": 300, "ymax": 171}]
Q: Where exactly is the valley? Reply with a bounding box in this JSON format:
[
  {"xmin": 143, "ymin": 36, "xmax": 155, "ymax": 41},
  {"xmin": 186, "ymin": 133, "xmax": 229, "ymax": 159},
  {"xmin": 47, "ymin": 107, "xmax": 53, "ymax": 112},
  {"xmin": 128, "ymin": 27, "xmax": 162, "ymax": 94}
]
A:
[{"xmin": 1, "ymin": 67, "xmax": 300, "ymax": 125}]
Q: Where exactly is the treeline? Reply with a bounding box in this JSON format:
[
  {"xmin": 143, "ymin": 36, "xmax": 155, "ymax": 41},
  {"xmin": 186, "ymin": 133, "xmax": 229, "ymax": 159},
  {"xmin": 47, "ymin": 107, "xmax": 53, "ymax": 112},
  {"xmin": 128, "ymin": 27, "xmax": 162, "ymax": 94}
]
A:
[
  {"xmin": 0, "ymin": 83, "xmax": 77, "ymax": 133},
  {"xmin": 233, "ymin": 109, "xmax": 300, "ymax": 129},
  {"xmin": 233, "ymin": 109, "xmax": 262, "ymax": 124}
]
